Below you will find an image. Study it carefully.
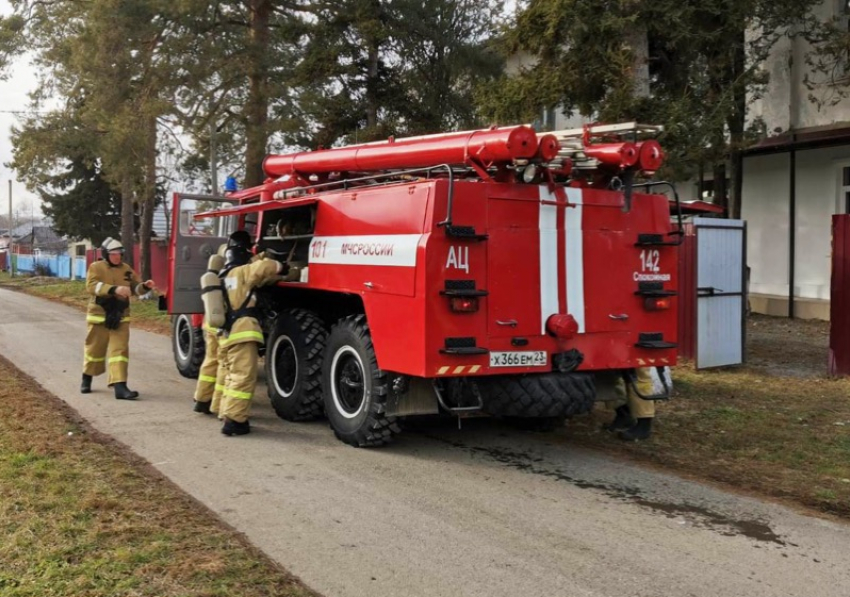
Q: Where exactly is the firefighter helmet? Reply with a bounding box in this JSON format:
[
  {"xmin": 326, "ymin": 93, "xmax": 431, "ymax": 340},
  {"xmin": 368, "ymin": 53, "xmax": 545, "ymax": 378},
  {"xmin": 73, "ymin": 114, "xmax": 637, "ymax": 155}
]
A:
[
  {"xmin": 101, "ymin": 237, "xmax": 124, "ymax": 261},
  {"xmin": 221, "ymin": 230, "xmax": 252, "ymax": 274}
]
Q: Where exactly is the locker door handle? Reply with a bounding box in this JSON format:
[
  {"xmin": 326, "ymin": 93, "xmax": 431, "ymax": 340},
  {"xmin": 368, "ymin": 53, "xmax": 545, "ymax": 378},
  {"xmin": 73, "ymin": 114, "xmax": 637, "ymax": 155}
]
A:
[{"xmin": 697, "ymin": 286, "xmax": 723, "ymax": 296}]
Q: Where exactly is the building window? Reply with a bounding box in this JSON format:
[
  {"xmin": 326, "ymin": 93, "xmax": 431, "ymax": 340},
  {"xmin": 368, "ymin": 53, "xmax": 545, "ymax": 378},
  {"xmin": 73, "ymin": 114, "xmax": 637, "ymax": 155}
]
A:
[
  {"xmin": 842, "ymin": 167, "xmax": 850, "ymax": 213},
  {"xmin": 75, "ymin": 244, "xmax": 86, "ymax": 257}
]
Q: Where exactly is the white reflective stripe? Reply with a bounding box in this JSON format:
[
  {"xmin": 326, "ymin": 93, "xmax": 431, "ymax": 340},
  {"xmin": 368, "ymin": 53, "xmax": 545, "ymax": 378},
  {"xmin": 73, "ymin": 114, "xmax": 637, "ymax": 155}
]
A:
[
  {"xmin": 539, "ymin": 188, "xmax": 559, "ymax": 334},
  {"xmin": 308, "ymin": 234, "xmax": 421, "ymax": 267},
  {"xmin": 564, "ymin": 187, "xmax": 585, "ymax": 333},
  {"xmin": 95, "ymin": 282, "xmax": 104, "ymax": 294}
]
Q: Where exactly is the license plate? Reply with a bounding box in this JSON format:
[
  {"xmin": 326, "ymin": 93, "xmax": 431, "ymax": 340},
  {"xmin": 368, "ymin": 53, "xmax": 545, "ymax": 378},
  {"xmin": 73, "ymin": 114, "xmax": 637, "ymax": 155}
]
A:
[{"xmin": 489, "ymin": 351, "xmax": 547, "ymax": 368}]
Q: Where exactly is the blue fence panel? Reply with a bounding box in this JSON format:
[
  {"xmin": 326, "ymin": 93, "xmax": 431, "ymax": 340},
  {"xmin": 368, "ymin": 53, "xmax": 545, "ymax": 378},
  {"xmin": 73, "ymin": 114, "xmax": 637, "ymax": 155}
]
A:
[
  {"xmin": 74, "ymin": 258, "xmax": 87, "ymax": 279},
  {"xmin": 16, "ymin": 255, "xmax": 34, "ymax": 273},
  {"xmin": 56, "ymin": 256, "xmax": 71, "ymax": 278},
  {"xmin": 13, "ymin": 254, "xmax": 74, "ymax": 278}
]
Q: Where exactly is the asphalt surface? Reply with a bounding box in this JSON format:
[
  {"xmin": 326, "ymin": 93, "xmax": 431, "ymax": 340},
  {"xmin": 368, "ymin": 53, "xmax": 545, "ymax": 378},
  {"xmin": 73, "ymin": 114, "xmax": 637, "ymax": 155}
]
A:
[{"xmin": 1, "ymin": 286, "xmax": 848, "ymax": 597}]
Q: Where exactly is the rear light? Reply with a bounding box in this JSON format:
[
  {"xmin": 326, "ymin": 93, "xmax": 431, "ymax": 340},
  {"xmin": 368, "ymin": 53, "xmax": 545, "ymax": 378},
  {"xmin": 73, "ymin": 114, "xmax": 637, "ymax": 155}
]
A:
[
  {"xmin": 546, "ymin": 314, "xmax": 578, "ymax": 338},
  {"xmin": 450, "ymin": 297, "xmax": 479, "ymax": 313},
  {"xmin": 644, "ymin": 297, "xmax": 671, "ymax": 311}
]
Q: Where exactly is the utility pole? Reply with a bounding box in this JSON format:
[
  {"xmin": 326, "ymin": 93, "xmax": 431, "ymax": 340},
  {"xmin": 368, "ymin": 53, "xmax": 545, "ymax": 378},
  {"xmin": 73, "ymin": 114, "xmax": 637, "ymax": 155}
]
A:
[
  {"xmin": 8, "ymin": 180, "xmax": 13, "ymax": 275},
  {"xmin": 210, "ymin": 113, "xmax": 218, "ymax": 195}
]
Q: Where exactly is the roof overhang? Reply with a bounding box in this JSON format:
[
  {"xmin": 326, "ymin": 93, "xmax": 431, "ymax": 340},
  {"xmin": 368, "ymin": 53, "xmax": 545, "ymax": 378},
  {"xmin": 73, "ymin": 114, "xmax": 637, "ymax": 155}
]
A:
[{"xmin": 744, "ymin": 123, "xmax": 850, "ymax": 156}]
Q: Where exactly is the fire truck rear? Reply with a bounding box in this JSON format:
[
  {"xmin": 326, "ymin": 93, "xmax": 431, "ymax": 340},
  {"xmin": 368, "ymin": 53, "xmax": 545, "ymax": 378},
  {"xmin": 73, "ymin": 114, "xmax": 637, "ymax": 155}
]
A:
[{"xmin": 166, "ymin": 122, "xmax": 679, "ymax": 447}]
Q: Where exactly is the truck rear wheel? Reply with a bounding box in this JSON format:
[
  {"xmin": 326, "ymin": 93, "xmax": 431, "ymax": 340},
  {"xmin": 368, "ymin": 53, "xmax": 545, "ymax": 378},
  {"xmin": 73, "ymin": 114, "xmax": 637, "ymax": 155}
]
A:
[
  {"xmin": 266, "ymin": 309, "xmax": 327, "ymax": 421},
  {"xmin": 322, "ymin": 315, "xmax": 400, "ymax": 447},
  {"xmin": 172, "ymin": 314, "xmax": 205, "ymax": 379},
  {"xmin": 477, "ymin": 372, "xmax": 595, "ymax": 419}
]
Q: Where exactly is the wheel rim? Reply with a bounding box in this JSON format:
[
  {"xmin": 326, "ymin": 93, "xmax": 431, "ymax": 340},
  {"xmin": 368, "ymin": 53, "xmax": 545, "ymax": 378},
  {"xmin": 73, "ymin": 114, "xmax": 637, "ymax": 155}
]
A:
[
  {"xmin": 330, "ymin": 346, "xmax": 366, "ymax": 419},
  {"xmin": 271, "ymin": 334, "xmax": 298, "ymax": 398},
  {"xmin": 176, "ymin": 315, "xmax": 191, "ymax": 361}
]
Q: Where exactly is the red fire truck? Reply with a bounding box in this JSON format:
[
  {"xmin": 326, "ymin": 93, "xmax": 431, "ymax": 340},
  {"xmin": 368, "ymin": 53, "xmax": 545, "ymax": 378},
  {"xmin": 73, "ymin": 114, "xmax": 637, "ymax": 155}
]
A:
[{"xmin": 165, "ymin": 122, "xmax": 679, "ymax": 446}]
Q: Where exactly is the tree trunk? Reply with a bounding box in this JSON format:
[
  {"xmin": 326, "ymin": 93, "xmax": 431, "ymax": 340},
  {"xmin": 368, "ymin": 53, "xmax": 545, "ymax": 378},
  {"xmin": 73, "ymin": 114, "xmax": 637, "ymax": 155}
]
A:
[
  {"xmin": 727, "ymin": 29, "xmax": 747, "ymax": 220},
  {"xmin": 244, "ymin": 0, "xmax": 271, "ymax": 187},
  {"xmin": 625, "ymin": 24, "xmax": 650, "ymax": 99},
  {"xmin": 139, "ymin": 113, "xmax": 157, "ymax": 281},
  {"xmin": 120, "ymin": 178, "xmax": 135, "ymax": 267}
]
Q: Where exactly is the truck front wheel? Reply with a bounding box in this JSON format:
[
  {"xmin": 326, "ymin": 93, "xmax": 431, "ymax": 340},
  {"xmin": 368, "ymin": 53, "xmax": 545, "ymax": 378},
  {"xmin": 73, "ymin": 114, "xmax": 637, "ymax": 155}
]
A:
[
  {"xmin": 266, "ymin": 309, "xmax": 327, "ymax": 421},
  {"xmin": 172, "ymin": 314, "xmax": 205, "ymax": 379},
  {"xmin": 322, "ymin": 315, "xmax": 400, "ymax": 447}
]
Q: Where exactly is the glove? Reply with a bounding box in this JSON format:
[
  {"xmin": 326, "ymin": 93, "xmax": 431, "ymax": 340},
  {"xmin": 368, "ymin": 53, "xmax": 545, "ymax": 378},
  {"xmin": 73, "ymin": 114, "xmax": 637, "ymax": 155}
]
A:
[{"xmin": 265, "ymin": 248, "xmax": 291, "ymax": 276}]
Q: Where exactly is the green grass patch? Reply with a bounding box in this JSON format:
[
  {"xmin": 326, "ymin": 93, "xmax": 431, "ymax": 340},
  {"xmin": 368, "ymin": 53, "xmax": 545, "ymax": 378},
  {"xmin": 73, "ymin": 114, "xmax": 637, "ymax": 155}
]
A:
[{"xmin": 0, "ymin": 357, "xmax": 319, "ymax": 597}]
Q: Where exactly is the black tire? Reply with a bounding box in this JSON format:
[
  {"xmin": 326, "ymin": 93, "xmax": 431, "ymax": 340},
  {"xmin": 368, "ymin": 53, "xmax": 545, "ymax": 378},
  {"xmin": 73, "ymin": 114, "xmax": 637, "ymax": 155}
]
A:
[
  {"xmin": 266, "ymin": 309, "xmax": 328, "ymax": 421},
  {"xmin": 322, "ymin": 315, "xmax": 400, "ymax": 447},
  {"xmin": 172, "ymin": 314, "xmax": 205, "ymax": 379},
  {"xmin": 477, "ymin": 372, "xmax": 595, "ymax": 418}
]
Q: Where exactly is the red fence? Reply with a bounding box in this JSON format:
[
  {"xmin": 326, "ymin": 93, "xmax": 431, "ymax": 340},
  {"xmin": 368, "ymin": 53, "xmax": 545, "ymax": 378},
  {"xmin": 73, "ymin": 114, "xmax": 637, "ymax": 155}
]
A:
[
  {"xmin": 830, "ymin": 215, "xmax": 850, "ymax": 375},
  {"xmin": 0, "ymin": 252, "xmax": 6, "ymax": 271},
  {"xmin": 677, "ymin": 224, "xmax": 697, "ymax": 360}
]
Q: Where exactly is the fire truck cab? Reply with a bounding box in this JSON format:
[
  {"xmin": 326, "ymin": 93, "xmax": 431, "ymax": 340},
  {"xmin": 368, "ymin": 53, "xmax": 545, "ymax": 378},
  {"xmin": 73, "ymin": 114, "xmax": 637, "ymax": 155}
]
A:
[{"xmin": 165, "ymin": 122, "xmax": 679, "ymax": 447}]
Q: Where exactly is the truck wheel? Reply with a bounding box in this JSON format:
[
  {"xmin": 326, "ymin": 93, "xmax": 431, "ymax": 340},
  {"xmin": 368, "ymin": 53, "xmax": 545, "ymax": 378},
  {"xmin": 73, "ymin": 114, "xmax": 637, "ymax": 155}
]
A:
[
  {"xmin": 477, "ymin": 372, "xmax": 595, "ymax": 419},
  {"xmin": 322, "ymin": 315, "xmax": 400, "ymax": 447},
  {"xmin": 172, "ymin": 314, "xmax": 205, "ymax": 379},
  {"xmin": 266, "ymin": 309, "xmax": 327, "ymax": 421}
]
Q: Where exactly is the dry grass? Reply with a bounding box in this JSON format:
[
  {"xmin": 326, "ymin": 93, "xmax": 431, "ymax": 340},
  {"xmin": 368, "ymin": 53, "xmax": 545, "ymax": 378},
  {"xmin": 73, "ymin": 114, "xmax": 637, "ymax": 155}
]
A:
[
  {"xmin": 0, "ymin": 355, "xmax": 320, "ymax": 597},
  {"xmin": 570, "ymin": 315, "xmax": 850, "ymax": 518}
]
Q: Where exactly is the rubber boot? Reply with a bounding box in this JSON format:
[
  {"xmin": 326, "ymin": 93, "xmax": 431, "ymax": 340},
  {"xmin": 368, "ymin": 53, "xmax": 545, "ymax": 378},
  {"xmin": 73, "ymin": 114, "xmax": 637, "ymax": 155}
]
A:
[
  {"xmin": 113, "ymin": 382, "xmax": 139, "ymax": 401},
  {"xmin": 221, "ymin": 418, "xmax": 250, "ymax": 436},
  {"xmin": 602, "ymin": 405, "xmax": 635, "ymax": 432},
  {"xmin": 81, "ymin": 374, "xmax": 92, "ymax": 394},
  {"xmin": 618, "ymin": 417, "xmax": 653, "ymax": 441},
  {"xmin": 193, "ymin": 400, "xmax": 212, "ymax": 415}
]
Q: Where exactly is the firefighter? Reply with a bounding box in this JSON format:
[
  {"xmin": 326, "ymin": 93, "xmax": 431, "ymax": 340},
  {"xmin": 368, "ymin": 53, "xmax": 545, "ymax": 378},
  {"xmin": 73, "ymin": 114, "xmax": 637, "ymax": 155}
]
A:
[
  {"xmin": 81, "ymin": 237, "xmax": 157, "ymax": 400},
  {"xmin": 604, "ymin": 367, "xmax": 657, "ymax": 441},
  {"xmin": 217, "ymin": 230, "xmax": 287, "ymax": 435},
  {"xmin": 192, "ymin": 247, "xmax": 226, "ymax": 414}
]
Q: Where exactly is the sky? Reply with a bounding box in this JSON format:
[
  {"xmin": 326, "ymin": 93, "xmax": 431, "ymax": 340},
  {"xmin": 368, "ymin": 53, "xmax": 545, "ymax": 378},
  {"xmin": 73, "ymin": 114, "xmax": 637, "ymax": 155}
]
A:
[{"xmin": 0, "ymin": 0, "xmax": 41, "ymax": 220}]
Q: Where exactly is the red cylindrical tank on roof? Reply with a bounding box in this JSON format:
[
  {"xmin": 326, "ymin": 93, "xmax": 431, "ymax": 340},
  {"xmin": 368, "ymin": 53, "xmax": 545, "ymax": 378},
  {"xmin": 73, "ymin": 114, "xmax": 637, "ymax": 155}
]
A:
[
  {"xmin": 636, "ymin": 140, "xmax": 665, "ymax": 172},
  {"xmin": 583, "ymin": 142, "xmax": 639, "ymax": 169},
  {"xmin": 536, "ymin": 134, "xmax": 561, "ymax": 162},
  {"xmin": 263, "ymin": 126, "xmax": 539, "ymax": 177}
]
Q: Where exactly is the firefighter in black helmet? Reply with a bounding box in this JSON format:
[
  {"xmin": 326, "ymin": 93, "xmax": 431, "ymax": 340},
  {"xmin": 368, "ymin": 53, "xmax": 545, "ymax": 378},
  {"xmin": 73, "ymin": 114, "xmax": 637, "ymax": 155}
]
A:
[
  {"xmin": 216, "ymin": 230, "xmax": 287, "ymax": 435},
  {"xmin": 80, "ymin": 237, "xmax": 157, "ymax": 399}
]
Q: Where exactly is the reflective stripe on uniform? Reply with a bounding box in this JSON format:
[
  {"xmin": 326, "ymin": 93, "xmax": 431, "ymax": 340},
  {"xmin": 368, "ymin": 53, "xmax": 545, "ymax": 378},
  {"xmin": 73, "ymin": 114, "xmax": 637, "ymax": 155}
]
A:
[
  {"xmin": 108, "ymin": 356, "xmax": 129, "ymax": 364},
  {"xmin": 95, "ymin": 282, "xmax": 105, "ymax": 294},
  {"xmin": 121, "ymin": 317, "xmax": 131, "ymax": 322},
  {"xmin": 85, "ymin": 354, "xmax": 106, "ymax": 363},
  {"xmin": 215, "ymin": 384, "xmax": 226, "ymax": 392},
  {"xmin": 87, "ymin": 315, "xmax": 106, "ymax": 323},
  {"xmin": 199, "ymin": 374, "xmax": 216, "ymax": 383},
  {"xmin": 224, "ymin": 388, "xmax": 253, "ymax": 400},
  {"xmin": 204, "ymin": 322, "xmax": 218, "ymax": 333},
  {"xmin": 220, "ymin": 331, "xmax": 264, "ymax": 345}
]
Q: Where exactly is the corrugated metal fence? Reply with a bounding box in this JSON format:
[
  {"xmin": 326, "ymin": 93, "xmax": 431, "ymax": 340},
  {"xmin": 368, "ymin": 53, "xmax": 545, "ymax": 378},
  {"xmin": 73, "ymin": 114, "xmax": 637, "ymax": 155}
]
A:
[{"xmin": 7, "ymin": 243, "xmax": 167, "ymax": 283}]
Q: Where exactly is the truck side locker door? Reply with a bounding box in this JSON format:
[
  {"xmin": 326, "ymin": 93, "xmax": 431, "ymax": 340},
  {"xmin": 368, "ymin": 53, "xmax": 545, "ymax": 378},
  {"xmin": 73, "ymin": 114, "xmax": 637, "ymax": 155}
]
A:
[{"xmin": 169, "ymin": 193, "xmax": 233, "ymax": 314}]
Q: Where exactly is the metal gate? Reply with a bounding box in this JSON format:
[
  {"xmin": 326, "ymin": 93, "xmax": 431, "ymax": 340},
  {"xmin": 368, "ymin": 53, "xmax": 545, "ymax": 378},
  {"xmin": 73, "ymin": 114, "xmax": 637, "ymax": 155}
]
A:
[{"xmin": 695, "ymin": 217, "xmax": 746, "ymax": 369}]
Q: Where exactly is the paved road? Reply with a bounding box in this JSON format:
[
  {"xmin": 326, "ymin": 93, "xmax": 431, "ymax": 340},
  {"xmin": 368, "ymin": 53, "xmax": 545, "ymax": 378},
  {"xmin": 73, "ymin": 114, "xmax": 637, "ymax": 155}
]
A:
[{"xmin": 1, "ymin": 286, "xmax": 848, "ymax": 597}]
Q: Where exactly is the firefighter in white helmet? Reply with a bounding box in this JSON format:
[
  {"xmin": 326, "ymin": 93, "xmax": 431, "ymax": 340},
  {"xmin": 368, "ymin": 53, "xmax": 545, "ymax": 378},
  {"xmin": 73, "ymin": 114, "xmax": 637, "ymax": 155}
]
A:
[
  {"xmin": 217, "ymin": 230, "xmax": 287, "ymax": 435},
  {"xmin": 81, "ymin": 237, "xmax": 157, "ymax": 399}
]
